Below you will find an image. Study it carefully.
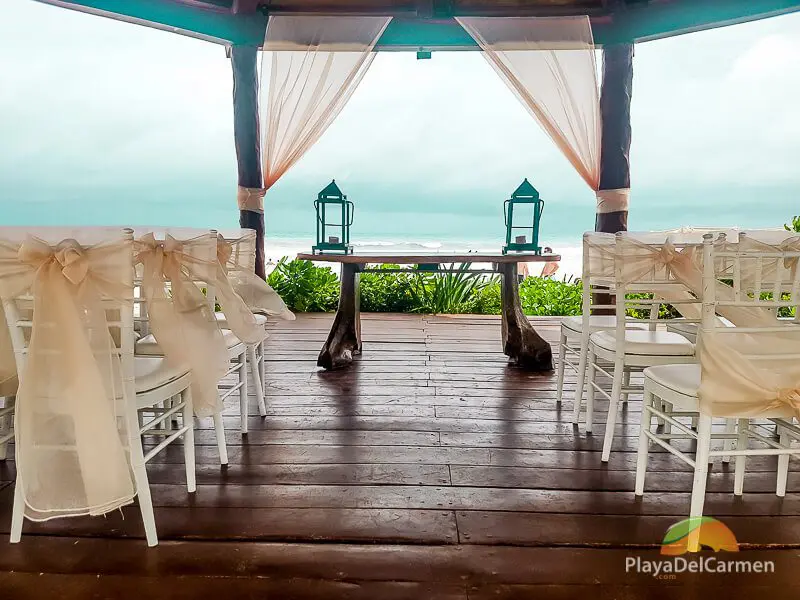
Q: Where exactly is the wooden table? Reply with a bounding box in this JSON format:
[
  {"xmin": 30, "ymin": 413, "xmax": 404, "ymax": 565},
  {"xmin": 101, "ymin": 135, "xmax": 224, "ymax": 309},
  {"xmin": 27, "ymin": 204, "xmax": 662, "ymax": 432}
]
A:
[{"xmin": 296, "ymin": 253, "xmax": 561, "ymax": 372}]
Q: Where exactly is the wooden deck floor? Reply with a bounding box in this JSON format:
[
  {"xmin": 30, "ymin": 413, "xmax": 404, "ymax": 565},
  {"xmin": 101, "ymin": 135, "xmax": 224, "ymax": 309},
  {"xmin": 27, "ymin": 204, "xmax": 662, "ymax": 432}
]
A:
[{"xmin": 2, "ymin": 314, "xmax": 800, "ymax": 598}]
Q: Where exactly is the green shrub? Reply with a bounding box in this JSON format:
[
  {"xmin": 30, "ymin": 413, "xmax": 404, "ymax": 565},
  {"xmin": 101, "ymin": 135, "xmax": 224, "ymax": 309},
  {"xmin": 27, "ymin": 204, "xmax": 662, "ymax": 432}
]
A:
[
  {"xmin": 625, "ymin": 293, "xmax": 681, "ymax": 320},
  {"xmin": 784, "ymin": 216, "xmax": 800, "ymax": 233},
  {"xmin": 408, "ymin": 264, "xmax": 492, "ymax": 314},
  {"xmin": 519, "ymin": 276, "xmax": 582, "ymax": 316},
  {"xmin": 360, "ymin": 265, "xmax": 416, "ymax": 312},
  {"xmin": 468, "ymin": 280, "xmax": 502, "ymax": 315},
  {"xmin": 266, "ymin": 258, "xmax": 340, "ymax": 312}
]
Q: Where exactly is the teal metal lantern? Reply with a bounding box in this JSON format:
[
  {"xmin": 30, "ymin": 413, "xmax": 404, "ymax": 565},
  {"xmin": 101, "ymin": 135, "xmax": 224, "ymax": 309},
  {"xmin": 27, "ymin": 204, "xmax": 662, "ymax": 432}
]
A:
[
  {"xmin": 313, "ymin": 180, "xmax": 354, "ymax": 255},
  {"xmin": 502, "ymin": 178, "xmax": 545, "ymax": 255}
]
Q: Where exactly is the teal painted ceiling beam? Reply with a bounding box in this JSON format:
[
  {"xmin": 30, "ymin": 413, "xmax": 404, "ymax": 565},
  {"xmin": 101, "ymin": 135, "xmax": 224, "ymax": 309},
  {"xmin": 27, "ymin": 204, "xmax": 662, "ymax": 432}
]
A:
[
  {"xmin": 32, "ymin": 0, "xmax": 267, "ymax": 46},
  {"xmin": 31, "ymin": 0, "xmax": 800, "ymax": 50}
]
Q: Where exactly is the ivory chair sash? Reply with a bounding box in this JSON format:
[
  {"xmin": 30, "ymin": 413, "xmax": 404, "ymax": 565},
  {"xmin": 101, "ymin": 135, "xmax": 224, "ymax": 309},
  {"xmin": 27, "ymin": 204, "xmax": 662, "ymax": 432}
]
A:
[
  {"xmin": 134, "ymin": 233, "xmax": 229, "ymax": 418},
  {"xmin": 0, "ymin": 233, "xmax": 136, "ymax": 522},
  {"xmin": 213, "ymin": 232, "xmax": 294, "ymax": 431}
]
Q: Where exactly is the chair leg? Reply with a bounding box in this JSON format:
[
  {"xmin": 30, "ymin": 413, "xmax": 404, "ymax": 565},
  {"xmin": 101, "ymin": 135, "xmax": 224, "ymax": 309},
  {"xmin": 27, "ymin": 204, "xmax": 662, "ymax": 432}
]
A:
[
  {"xmin": 734, "ymin": 418, "xmax": 748, "ymax": 496},
  {"xmin": 259, "ymin": 339, "xmax": 267, "ymax": 397},
  {"xmin": 129, "ymin": 438, "xmax": 158, "ymax": 547},
  {"xmin": 661, "ymin": 401, "xmax": 672, "ymax": 435},
  {"xmin": 571, "ymin": 332, "xmax": 591, "ymax": 425},
  {"xmin": 9, "ymin": 479, "xmax": 25, "ymax": 543},
  {"xmin": 585, "ymin": 349, "xmax": 597, "ymax": 434},
  {"xmin": 722, "ymin": 418, "xmax": 736, "ymax": 464},
  {"xmin": 247, "ymin": 345, "xmax": 267, "ymax": 417},
  {"xmin": 688, "ymin": 414, "xmax": 713, "ymax": 553},
  {"xmin": 621, "ymin": 370, "xmax": 631, "ymax": 403},
  {"xmin": 213, "ymin": 411, "xmax": 229, "ymax": 466},
  {"xmin": 182, "ymin": 387, "xmax": 196, "ymax": 494},
  {"xmin": 601, "ymin": 358, "xmax": 625, "ymax": 462},
  {"xmin": 238, "ymin": 351, "xmax": 249, "ymax": 434},
  {"xmin": 777, "ymin": 428, "xmax": 789, "ymax": 498},
  {"xmin": 555, "ymin": 331, "xmax": 567, "ymax": 405},
  {"xmin": 635, "ymin": 389, "xmax": 654, "ymax": 496}
]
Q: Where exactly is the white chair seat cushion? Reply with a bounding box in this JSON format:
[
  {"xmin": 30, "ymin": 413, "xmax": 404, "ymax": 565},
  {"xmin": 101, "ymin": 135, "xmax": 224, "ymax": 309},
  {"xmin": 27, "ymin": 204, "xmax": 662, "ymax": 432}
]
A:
[
  {"xmin": 590, "ymin": 330, "xmax": 695, "ymax": 356},
  {"xmin": 666, "ymin": 317, "xmax": 734, "ymax": 338},
  {"xmin": 562, "ymin": 315, "xmax": 646, "ymax": 334},
  {"xmin": 136, "ymin": 329, "xmax": 241, "ymax": 355},
  {"xmin": 214, "ymin": 311, "xmax": 268, "ymax": 329},
  {"xmin": 135, "ymin": 357, "xmax": 189, "ymax": 394},
  {"xmin": 644, "ymin": 364, "xmax": 700, "ymax": 398}
]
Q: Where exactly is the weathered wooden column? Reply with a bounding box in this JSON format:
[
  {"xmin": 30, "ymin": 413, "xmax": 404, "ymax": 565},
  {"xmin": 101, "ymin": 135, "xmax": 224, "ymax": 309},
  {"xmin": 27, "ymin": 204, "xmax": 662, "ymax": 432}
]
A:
[
  {"xmin": 231, "ymin": 44, "xmax": 266, "ymax": 278},
  {"xmin": 596, "ymin": 43, "xmax": 633, "ymax": 234}
]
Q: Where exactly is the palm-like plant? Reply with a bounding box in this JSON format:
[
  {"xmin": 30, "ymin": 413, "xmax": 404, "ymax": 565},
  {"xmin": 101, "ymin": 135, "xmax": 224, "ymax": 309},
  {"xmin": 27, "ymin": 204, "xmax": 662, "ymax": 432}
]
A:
[
  {"xmin": 785, "ymin": 216, "xmax": 800, "ymax": 233},
  {"xmin": 409, "ymin": 263, "xmax": 492, "ymax": 314}
]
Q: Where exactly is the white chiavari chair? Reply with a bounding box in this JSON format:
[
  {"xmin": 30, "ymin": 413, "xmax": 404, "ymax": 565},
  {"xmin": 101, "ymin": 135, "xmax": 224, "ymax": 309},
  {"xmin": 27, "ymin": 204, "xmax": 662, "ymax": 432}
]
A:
[
  {"xmin": 132, "ymin": 230, "xmax": 233, "ymax": 464},
  {"xmin": 561, "ymin": 233, "xmax": 652, "ymax": 421},
  {"xmin": 1, "ymin": 228, "xmax": 195, "ymax": 547},
  {"xmin": 583, "ymin": 234, "xmax": 702, "ymax": 462},
  {"xmin": 214, "ymin": 230, "xmax": 269, "ymax": 425},
  {"xmin": 636, "ymin": 235, "xmax": 800, "ymax": 548}
]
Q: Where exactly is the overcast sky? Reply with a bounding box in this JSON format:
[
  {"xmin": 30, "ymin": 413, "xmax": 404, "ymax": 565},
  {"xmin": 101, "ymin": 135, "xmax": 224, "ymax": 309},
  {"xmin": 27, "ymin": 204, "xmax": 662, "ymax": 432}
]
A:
[{"xmin": 0, "ymin": 1, "xmax": 798, "ymax": 239}]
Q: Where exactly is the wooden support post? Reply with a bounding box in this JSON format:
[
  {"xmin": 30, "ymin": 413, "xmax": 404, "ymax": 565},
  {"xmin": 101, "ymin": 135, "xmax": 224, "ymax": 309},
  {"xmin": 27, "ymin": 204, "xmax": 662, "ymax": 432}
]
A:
[
  {"xmin": 499, "ymin": 262, "xmax": 553, "ymax": 371},
  {"xmin": 231, "ymin": 44, "xmax": 266, "ymax": 278},
  {"xmin": 596, "ymin": 42, "xmax": 633, "ymax": 234},
  {"xmin": 318, "ymin": 263, "xmax": 363, "ymax": 370}
]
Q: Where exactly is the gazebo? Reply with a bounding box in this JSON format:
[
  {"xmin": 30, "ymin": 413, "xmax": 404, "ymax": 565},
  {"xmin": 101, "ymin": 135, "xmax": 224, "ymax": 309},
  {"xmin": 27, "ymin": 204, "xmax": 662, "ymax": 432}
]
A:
[
  {"xmin": 5, "ymin": 2, "xmax": 800, "ymax": 597},
  {"xmin": 31, "ymin": 0, "xmax": 800, "ymax": 276}
]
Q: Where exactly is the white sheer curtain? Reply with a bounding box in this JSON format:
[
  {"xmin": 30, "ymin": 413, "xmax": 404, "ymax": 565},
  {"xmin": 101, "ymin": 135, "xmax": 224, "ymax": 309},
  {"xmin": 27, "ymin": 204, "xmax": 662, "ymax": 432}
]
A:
[
  {"xmin": 456, "ymin": 16, "xmax": 601, "ymax": 191},
  {"xmin": 255, "ymin": 15, "xmax": 391, "ymax": 207}
]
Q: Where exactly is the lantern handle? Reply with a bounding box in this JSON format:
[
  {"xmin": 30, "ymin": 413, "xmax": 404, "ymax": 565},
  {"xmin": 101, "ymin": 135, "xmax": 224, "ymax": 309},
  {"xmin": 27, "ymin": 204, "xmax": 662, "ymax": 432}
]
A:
[
  {"xmin": 503, "ymin": 198, "xmax": 510, "ymax": 227},
  {"xmin": 314, "ymin": 198, "xmax": 325, "ymax": 224},
  {"xmin": 346, "ymin": 200, "xmax": 355, "ymax": 226}
]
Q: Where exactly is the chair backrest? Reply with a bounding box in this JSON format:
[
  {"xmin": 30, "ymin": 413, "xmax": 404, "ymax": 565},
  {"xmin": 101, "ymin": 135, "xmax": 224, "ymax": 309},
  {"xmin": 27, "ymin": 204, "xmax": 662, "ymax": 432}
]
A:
[
  {"xmin": 698, "ymin": 234, "xmax": 800, "ymax": 418},
  {"xmin": 0, "ymin": 228, "xmax": 136, "ymax": 391},
  {"xmin": 0, "ymin": 228, "xmax": 139, "ymax": 518},
  {"xmin": 133, "ymin": 229, "xmax": 219, "ymax": 332}
]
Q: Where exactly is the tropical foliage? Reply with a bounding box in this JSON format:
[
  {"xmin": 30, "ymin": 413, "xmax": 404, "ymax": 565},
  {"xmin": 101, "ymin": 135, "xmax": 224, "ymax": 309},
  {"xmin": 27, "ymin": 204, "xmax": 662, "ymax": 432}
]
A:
[
  {"xmin": 785, "ymin": 216, "xmax": 800, "ymax": 233},
  {"xmin": 267, "ymin": 258, "xmax": 583, "ymax": 316}
]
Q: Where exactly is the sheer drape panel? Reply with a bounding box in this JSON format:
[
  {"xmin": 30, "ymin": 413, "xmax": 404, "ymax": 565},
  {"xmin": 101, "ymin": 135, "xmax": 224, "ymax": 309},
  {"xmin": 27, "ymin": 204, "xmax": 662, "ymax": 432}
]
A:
[
  {"xmin": 261, "ymin": 16, "xmax": 391, "ymax": 192},
  {"xmin": 0, "ymin": 234, "xmax": 136, "ymax": 521},
  {"xmin": 457, "ymin": 16, "xmax": 600, "ymax": 190}
]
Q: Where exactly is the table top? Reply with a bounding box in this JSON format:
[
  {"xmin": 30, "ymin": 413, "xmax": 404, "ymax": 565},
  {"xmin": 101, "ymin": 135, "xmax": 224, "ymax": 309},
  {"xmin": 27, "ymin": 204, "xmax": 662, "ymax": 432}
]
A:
[{"xmin": 296, "ymin": 252, "xmax": 561, "ymax": 265}]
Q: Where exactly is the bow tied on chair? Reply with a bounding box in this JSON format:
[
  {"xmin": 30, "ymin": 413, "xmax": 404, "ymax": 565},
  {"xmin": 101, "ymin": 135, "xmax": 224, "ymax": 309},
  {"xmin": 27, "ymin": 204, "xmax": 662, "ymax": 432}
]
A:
[
  {"xmin": 0, "ymin": 234, "xmax": 136, "ymax": 521},
  {"xmin": 134, "ymin": 233, "xmax": 229, "ymax": 417},
  {"xmin": 217, "ymin": 234, "xmax": 295, "ymax": 323}
]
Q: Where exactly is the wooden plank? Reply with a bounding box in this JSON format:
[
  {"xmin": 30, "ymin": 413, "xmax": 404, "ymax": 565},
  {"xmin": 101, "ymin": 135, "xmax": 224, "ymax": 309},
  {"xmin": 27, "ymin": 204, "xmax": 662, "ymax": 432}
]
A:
[
  {"xmin": 147, "ymin": 463, "xmax": 450, "ymax": 486},
  {"xmin": 0, "ymin": 573, "xmax": 468, "ymax": 600},
  {"xmin": 59, "ymin": 483, "xmax": 800, "ymax": 517},
  {"xmin": 0, "ymin": 502, "xmax": 458, "ymax": 544},
  {"xmin": 2, "ymin": 538, "xmax": 798, "ymax": 587},
  {"xmin": 449, "ymin": 465, "xmax": 800, "ymax": 494},
  {"xmin": 455, "ymin": 512, "xmax": 800, "ymax": 546}
]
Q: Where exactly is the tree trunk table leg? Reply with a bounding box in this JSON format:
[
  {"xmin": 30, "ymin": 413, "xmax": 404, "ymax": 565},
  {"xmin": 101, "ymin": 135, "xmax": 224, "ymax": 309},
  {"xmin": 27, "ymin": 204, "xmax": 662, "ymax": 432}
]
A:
[
  {"xmin": 318, "ymin": 263, "xmax": 362, "ymax": 370},
  {"xmin": 499, "ymin": 262, "xmax": 553, "ymax": 371}
]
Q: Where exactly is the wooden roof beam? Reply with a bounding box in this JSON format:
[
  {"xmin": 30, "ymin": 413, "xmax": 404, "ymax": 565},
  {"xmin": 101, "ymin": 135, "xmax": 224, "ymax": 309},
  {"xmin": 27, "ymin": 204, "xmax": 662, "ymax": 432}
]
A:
[
  {"xmin": 32, "ymin": 0, "xmax": 267, "ymax": 46},
  {"xmin": 31, "ymin": 0, "xmax": 800, "ymax": 49}
]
